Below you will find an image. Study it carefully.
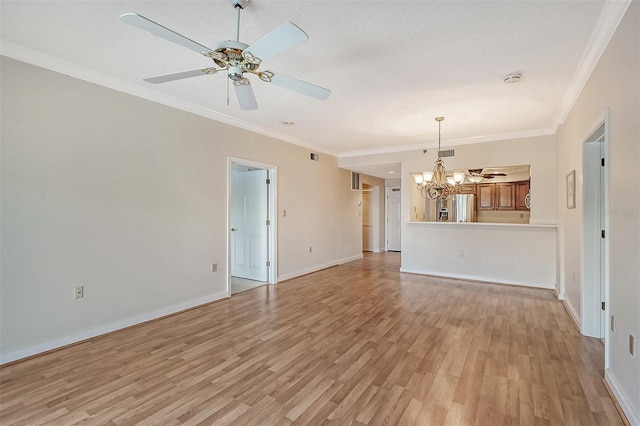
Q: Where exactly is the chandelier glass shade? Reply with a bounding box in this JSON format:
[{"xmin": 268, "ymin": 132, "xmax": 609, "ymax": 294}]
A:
[{"xmin": 415, "ymin": 117, "xmax": 465, "ymax": 200}]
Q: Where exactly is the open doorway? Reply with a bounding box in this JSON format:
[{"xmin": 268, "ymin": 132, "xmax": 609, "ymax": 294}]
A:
[
  {"xmin": 228, "ymin": 158, "xmax": 277, "ymax": 295},
  {"xmin": 362, "ymin": 183, "xmax": 383, "ymax": 253},
  {"xmin": 581, "ymin": 112, "xmax": 609, "ymax": 364}
]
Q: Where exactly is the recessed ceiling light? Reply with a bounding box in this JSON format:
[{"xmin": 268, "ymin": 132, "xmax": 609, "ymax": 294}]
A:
[
  {"xmin": 388, "ymin": 171, "xmax": 395, "ymax": 174},
  {"xmin": 503, "ymin": 72, "xmax": 522, "ymax": 84},
  {"xmin": 281, "ymin": 120, "xmax": 294, "ymax": 126}
]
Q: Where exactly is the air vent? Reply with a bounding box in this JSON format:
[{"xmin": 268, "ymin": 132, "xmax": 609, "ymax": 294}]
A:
[
  {"xmin": 439, "ymin": 149, "xmax": 455, "ymax": 158},
  {"xmin": 351, "ymin": 172, "xmax": 361, "ymax": 190},
  {"xmin": 310, "ymin": 153, "xmax": 319, "ymax": 161}
]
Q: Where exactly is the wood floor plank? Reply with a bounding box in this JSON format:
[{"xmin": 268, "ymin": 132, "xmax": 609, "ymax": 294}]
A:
[{"xmin": 0, "ymin": 252, "xmax": 626, "ymax": 425}]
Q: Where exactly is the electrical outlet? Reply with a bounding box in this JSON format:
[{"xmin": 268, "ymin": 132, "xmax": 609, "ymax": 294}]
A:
[
  {"xmin": 74, "ymin": 286, "xmax": 84, "ymax": 299},
  {"xmin": 212, "ymin": 263, "xmax": 217, "ymax": 272},
  {"xmin": 458, "ymin": 250, "xmax": 464, "ymax": 257},
  {"xmin": 630, "ymin": 335, "xmax": 635, "ymax": 356},
  {"xmin": 610, "ymin": 315, "xmax": 615, "ymax": 332},
  {"xmin": 283, "ymin": 210, "xmax": 287, "ymax": 217}
]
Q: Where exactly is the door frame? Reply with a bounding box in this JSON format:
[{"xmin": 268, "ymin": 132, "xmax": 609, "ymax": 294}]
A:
[
  {"xmin": 371, "ymin": 186, "xmax": 381, "ymax": 252},
  {"xmin": 362, "ymin": 186, "xmax": 373, "ymax": 252},
  {"xmin": 385, "ymin": 186, "xmax": 401, "ymax": 251},
  {"xmin": 227, "ymin": 157, "xmax": 278, "ymax": 297},
  {"xmin": 579, "ymin": 109, "xmax": 610, "ymax": 365}
]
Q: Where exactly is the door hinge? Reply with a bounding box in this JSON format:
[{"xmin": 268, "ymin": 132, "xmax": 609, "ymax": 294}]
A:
[
  {"xmin": 266, "ymin": 219, "xmax": 271, "ymax": 226},
  {"xmin": 266, "ymin": 178, "xmax": 271, "ymax": 185},
  {"xmin": 266, "ymin": 260, "xmax": 271, "ymax": 267},
  {"xmin": 601, "ymin": 158, "xmax": 605, "ymax": 167},
  {"xmin": 601, "ymin": 229, "xmax": 606, "ymax": 238},
  {"xmin": 601, "ymin": 301, "xmax": 606, "ymax": 310}
]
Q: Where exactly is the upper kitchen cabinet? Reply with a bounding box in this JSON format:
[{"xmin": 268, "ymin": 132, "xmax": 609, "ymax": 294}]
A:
[
  {"xmin": 515, "ymin": 181, "xmax": 531, "ymax": 211},
  {"xmin": 477, "ymin": 183, "xmax": 516, "ymax": 210}
]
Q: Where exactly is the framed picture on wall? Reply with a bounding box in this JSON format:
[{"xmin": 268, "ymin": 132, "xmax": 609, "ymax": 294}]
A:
[{"xmin": 566, "ymin": 170, "xmax": 576, "ymax": 209}]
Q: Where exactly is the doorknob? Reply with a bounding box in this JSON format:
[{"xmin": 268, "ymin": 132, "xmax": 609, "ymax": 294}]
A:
[{"xmin": 231, "ymin": 228, "xmax": 238, "ymax": 232}]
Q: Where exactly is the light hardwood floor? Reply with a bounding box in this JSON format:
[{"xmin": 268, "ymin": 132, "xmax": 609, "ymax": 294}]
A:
[
  {"xmin": 231, "ymin": 277, "xmax": 267, "ymax": 295},
  {"xmin": 0, "ymin": 252, "xmax": 625, "ymax": 425}
]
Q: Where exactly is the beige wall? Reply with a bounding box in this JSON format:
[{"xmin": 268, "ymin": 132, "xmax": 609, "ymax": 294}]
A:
[
  {"xmin": 0, "ymin": 57, "xmax": 362, "ymax": 361},
  {"xmin": 556, "ymin": 0, "xmax": 639, "ymax": 419}
]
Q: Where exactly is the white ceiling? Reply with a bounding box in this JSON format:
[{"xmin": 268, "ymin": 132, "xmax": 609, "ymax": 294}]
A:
[{"xmin": 1, "ymin": 0, "xmax": 616, "ymax": 170}]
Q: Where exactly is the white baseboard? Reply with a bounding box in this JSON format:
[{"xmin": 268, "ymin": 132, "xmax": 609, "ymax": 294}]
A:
[
  {"xmin": 562, "ymin": 298, "xmax": 581, "ymax": 331},
  {"xmin": 0, "ymin": 291, "xmax": 228, "ymax": 365},
  {"xmin": 606, "ymin": 369, "xmax": 640, "ymax": 426},
  {"xmin": 398, "ymin": 268, "xmax": 555, "ymax": 290},
  {"xmin": 278, "ymin": 254, "xmax": 364, "ymax": 282},
  {"xmin": 554, "ymin": 288, "xmax": 565, "ymax": 300}
]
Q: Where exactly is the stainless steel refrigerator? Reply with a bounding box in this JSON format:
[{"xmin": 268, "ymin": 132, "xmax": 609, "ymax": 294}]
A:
[
  {"xmin": 435, "ymin": 194, "xmax": 476, "ymax": 222},
  {"xmin": 453, "ymin": 194, "xmax": 476, "ymax": 222}
]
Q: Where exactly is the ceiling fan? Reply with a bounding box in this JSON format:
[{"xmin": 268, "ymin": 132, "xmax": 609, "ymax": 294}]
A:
[
  {"xmin": 468, "ymin": 169, "xmax": 508, "ymax": 179},
  {"xmin": 119, "ymin": 0, "xmax": 331, "ymax": 111}
]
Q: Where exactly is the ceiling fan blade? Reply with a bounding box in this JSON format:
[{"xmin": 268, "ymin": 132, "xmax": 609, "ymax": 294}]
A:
[
  {"xmin": 143, "ymin": 68, "xmax": 218, "ymax": 84},
  {"xmin": 119, "ymin": 13, "xmax": 213, "ymax": 55},
  {"xmin": 268, "ymin": 72, "xmax": 331, "ymax": 100},
  {"xmin": 243, "ymin": 21, "xmax": 308, "ymax": 62},
  {"xmin": 233, "ymin": 78, "xmax": 258, "ymax": 111}
]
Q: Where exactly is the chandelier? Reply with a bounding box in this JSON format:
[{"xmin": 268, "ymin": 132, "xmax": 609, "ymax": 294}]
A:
[{"xmin": 414, "ymin": 117, "xmax": 465, "ymax": 200}]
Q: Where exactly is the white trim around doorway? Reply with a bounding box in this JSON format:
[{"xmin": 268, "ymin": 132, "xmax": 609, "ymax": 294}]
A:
[{"xmin": 227, "ymin": 157, "xmax": 278, "ymax": 298}]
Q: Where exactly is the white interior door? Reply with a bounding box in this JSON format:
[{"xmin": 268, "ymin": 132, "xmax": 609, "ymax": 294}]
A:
[
  {"xmin": 231, "ymin": 169, "xmax": 268, "ymax": 281},
  {"xmin": 386, "ymin": 187, "xmax": 401, "ymax": 251},
  {"xmin": 581, "ymin": 125, "xmax": 606, "ymax": 338}
]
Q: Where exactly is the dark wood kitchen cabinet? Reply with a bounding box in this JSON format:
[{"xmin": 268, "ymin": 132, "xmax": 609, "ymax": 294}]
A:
[
  {"xmin": 515, "ymin": 180, "xmax": 531, "ymax": 210},
  {"xmin": 476, "ymin": 182, "xmax": 517, "ymax": 210},
  {"xmin": 459, "ymin": 184, "xmax": 476, "ymax": 194},
  {"xmin": 477, "ymin": 184, "xmax": 496, "ymax": 210},
  {"xmin": 495, "ymin": 183, "xmax": 515, "ymax": 210}
]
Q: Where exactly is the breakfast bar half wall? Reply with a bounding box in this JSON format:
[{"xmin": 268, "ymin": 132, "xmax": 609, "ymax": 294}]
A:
[{"xmin": 400, "ymin": 221, "xmax": 557, "ymax": 289}]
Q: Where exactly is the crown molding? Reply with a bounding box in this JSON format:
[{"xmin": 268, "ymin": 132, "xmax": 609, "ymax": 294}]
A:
[
  {"xmin": 552, "ymin": 0, "xmax": 632, "ymax": 130},
  {"xmin": 339, "ymin": 127, "xmax": 555, "ymax": 159},
  {"xmin": 0, "ymin": 40, "xmax": 339, "ymax": 158}
]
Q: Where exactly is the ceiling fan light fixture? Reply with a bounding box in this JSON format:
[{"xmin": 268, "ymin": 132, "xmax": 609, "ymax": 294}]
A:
[
  {"xmin": 228, "ymin": 66, "xmax": 245, "ymax": 81},
  {"xmin": 467, "ymin": 175, "xmax": 483, "ymax": 184}
]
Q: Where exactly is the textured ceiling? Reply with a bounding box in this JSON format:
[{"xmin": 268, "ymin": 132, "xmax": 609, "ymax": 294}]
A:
[{"xmin": 1, "ymin": 1, "xmax": 611, "ymax": 162}]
